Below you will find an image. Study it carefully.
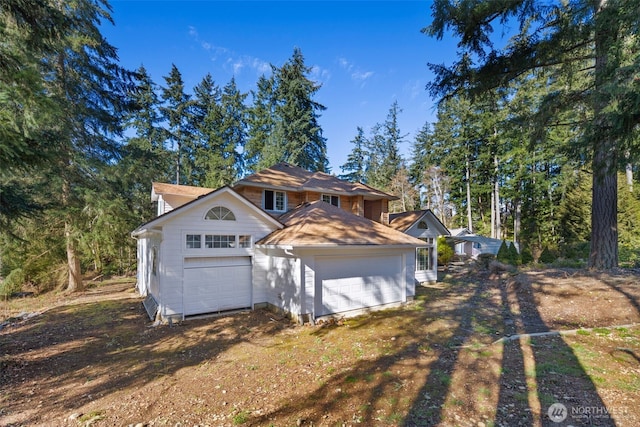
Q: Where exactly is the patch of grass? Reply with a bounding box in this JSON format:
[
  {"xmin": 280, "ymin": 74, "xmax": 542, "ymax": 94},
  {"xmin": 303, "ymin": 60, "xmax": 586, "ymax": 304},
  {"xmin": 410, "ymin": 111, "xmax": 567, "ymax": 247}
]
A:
[
  {"xmin": 537, "ymin": 361, "xmax": 584, "ymax": 377},
  {"xmin": 385, "ymin": 412, "xmax": 403, "ymax": 424},
  {"xmin": 233, "ymin": 410, "xmax": 250, "ymax": 425},
  {"xmin": 345, "ymin": 375, "xmax": 358, "ymax": 383},
  {"xmin": 593, "ymin": 327, "xmax": 611, "ymax": 336},
  {"xmin": 478, "ymin": 387, "xmax": 492, "ymax": 398},
  {"xmin": 576, "ymin": 329, "xmax": 590, "ymax": 336},
  {"xmin": 79, "ymin": 410, "xmax": 105, "ymax": 423},
  {"xmin": 432, "ymin": 369, "xmax": 451, "ymax": 386},
  {"xmin": 539, "ymin": 392, "xmax": 556, "ymax": 408}
]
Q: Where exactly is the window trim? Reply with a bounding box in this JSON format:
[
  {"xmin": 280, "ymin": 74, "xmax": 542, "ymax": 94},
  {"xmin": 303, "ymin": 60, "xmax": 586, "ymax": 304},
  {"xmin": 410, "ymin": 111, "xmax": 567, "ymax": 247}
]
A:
[
  {"xmin": 186, "ymin": 234, "xmax": 201, "ymax": 249},
  {"xmin": 205, "ymin": 206, "xmax": 236, "ymax": 221},
  {"xmin": 416, "ymin": 237, "xmax": 435, "ymax": 272},
  {"xmin": 321, "ymin": 194, "xmax": 340, "ymax": 207},
  {"xmin": 264, "ymin": 190, "xmax": 287, "ymax": 212},
  {"xmin": 185, "ymin": 233, "xmax": 253, "ymax": 250}
]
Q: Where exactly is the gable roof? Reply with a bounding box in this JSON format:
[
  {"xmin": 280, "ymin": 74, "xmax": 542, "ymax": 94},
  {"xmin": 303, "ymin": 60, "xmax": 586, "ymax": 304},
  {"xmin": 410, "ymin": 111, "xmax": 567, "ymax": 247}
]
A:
[
  {"xmin": 387, "ymin": 210, "xmax": 450, "ymax": 236},
  {"xmin": 151, "ymin": 182, "xmax": 214, "ymax": 201},
  {"xmin": 234, "ymin": 163, "xmax": 396, "ymax": 200},
  {"xmin": 132, "ymin": 186, "xmax": 283, "ymax": 237},
  {"xmin": 257, "ymin": 200, "xmax": 426, "ymax": 247}
]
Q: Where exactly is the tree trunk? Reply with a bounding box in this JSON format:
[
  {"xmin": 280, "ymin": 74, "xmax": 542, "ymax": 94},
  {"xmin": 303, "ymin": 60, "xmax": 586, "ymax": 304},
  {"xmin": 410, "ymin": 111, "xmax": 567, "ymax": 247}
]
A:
[
  {"xmin": 65, "ymin": 221, "xmax": 83, "ymax": 292},
  {"xmin": 589, "ymin": 0, "xmax": 618, "ymax": 269},
  {"xmin": 492, "ymin": 154, "xmax": 501, "ymax": 240},
  {"xmin": 466, "ymin": 157, "xmax": 473, "ymax": 232}
]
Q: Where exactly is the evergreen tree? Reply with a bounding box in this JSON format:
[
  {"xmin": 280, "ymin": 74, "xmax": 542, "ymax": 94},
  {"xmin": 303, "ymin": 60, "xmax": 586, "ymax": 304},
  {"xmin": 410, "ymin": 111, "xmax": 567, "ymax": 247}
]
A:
[
  {"xmin": 119, "ymin": 65, "xmax": 170, "ymax": 222},
  {"xmin": 366, "ymin": 101, "xmax": 406, "ymax": 190},
  {"xmin": 339, "ymin": 127, "xmax": 368, "ymax": 183},
  {"xmin": 190, "ymin": 73, "xmax": 223, "ymax": 186},
  {"xmin": 42, "ymin": 0, "xmax": 135, "ymax": 291},
  {"xmin": 245, "ymin": 74, "xmax": 277, "ymax": 173},
  {"xmin": 216, "ymin": 77, "xmax": 247, "ymax": 185},
  {"xmin": 425, "ymin": 0, "xmax": 640, "ymax": 269},
  {"xmin": 160, "ymin": 64, "xmax": 193, "ymax": 184},
  {"xmin": 258, "ymin": 48, "xmax": 329, "ymax": 172},
  {"xmin": 0, "ymin": 0, "xmax": 68, "ymax": 227}
]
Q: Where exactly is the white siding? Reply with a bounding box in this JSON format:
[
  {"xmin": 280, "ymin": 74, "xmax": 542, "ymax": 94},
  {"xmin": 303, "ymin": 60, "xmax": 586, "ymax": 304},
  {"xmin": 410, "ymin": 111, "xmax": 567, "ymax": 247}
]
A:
[
  {"xmin": 405, "ymin": 215, "xmax": 441, "ymax": 284},
  {"xmin": 262, "ymin": 248, "xmax": 301, "ymax": 316},
  {"xmin": 156, "ymin": 191, "xmax": 279, "ymax": 319}
]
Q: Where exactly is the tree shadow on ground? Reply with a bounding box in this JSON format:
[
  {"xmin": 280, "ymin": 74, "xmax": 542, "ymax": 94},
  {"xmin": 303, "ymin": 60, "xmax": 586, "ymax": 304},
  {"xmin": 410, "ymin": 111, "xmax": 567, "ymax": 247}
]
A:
[
  {"xmin": 496, "ymin": 273, "xmax": 614, "ymax": 427},
  {"xmin": 0, "ymin": 294, "xmax": 286, "ymax": 426}
]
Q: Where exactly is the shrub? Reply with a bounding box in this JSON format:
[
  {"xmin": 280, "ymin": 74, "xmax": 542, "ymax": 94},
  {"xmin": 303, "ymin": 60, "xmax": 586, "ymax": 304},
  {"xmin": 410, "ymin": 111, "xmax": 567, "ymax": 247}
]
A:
[
  {"xmin": 507, "ymin": 242, "xmax": 522, "ymax": 265},
  {"xmin": 496, "ymin": 240, "xmax": 509, "ymax": 263},
  {"xmin": 520, "ymin": 247, "xmax": 534, "ymax": 265},
  {"xmin": 0, "ymin": 268, "xmax": 25, "ymax": 298},
  {"xmin": 539, "ymin": 247, "xmax": 557, "ymax": 264},
  {"xmin": 437, "ymin": 236, "xmax": 454, "ymax": 265}
]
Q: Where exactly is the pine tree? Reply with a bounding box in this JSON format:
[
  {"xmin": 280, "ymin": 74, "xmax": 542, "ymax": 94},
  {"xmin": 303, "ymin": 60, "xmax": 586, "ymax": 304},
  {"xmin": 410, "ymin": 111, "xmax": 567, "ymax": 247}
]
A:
[
  {"xmin": 425, "ymin": 0, "xmax": 640, "ymax": 269},
  {"xmin": 245, "ymin": 74, "xmax": 277, "ymax": 173},
  {"xmin": 339, "ymin": 127, "xmax": 368, "ymax": 183},
  {"xmin": 272, "ymin": 48, "xmax": 328, "ymax": 172},
  {"xmin": 42, "ymin": 0, "xmax": 136, "ymax": 291},
  {"xmin": 366, "ymin": 101, "xmax": 406, "ymax": 190},
  {"xmin": 191, "ymin": 73, "xmax": 223, "ymax": 186},
  {"xmin": 120, "ymin": 65, "xmax": 170, "ymax": 222},
  {"xmin": 160, "ymin": 64, "xmax": 193, "ymax": 184}
]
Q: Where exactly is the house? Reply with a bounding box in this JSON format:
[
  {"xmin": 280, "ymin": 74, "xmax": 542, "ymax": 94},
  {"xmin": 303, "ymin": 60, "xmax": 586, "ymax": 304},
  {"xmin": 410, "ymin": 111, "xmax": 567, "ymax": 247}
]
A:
[
  {"xmin": 447, "ymin": 228, "xmax": 518, "ymax": 258},
  {"xmin": 132, "ymin": 163, "xmax": 449, "ymax": 323},
  {"xmin": 387, "ymin": 210, "xmax": 451, "ymax": 282}
]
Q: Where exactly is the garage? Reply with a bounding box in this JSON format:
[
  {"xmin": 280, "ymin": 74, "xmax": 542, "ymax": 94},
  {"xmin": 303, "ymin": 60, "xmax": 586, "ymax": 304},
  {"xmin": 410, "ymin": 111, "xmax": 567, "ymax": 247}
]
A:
[
  {"xmin": 183, "ymin": 256, "xmax": 252, "ymax": 316},
  {"xmin": 316, "ymin": 254, "xmax": 404, "ymax": 316}
]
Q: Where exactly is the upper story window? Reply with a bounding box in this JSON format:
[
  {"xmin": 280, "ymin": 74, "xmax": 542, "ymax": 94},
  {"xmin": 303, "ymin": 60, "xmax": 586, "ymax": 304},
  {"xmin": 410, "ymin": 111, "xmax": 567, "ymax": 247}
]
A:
[
  {"xmin": 205, "ymin": 206, "xmax": 235, "ymax": 221},
  {"xmin": 322, "ymin": 194, "xmax": 340, "ymax": 207},
  {"xmin": 264, "ymin": 190, "xmax": 286, "ymax": 212},
  {"xmin": 418, "ymin": 220, "xmax": 429, "ymax": 229}
]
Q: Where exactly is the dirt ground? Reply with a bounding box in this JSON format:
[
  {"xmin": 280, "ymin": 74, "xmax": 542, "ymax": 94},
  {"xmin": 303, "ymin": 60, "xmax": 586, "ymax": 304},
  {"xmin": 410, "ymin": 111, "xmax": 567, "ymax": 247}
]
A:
[{"xmin": 1, "ymin": 268, "xmax": 639, "ymax": 427}]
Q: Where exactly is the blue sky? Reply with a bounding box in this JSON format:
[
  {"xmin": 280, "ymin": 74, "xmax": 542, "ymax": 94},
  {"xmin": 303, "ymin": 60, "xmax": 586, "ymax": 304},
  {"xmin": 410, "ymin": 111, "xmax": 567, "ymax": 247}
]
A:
[{"xmin": 102, "ymin": 1, "xmax": 458, "ymax": 172}]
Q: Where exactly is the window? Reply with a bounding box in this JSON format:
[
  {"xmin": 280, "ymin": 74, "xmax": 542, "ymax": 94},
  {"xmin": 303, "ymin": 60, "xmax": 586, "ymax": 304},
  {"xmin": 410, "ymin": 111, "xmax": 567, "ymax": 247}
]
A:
[
  {"xmin": 322, "ymin": 194, "xmax": 340, "ymax": 207},
  {"xmin": 238, "ymin": 235, "xmax": 252, "ymax": 248},
  {"xmin": 416, "ymin": 237, "xmax": 435, "ymax": 271},
  {"xmin": 416, "ymin": 247, "xmax": 432, "ymax": 271},
  {"xmin": 205, "ymin": 235, "xmax": 236, "ymax": 248},
  {"xmin": 186, "ymin": 234, "xmax": 201, "ymax": 249},
  {"xmin": 264, "ymin": 190, "xmax": 286, "ymax": 211},
  {"xmin": 205, "ymin": 206, "xmax": 235, "ymax": 221},
  {"xmin": 418, "ymin": 220, "xmax": 429, "ymax": 229}
]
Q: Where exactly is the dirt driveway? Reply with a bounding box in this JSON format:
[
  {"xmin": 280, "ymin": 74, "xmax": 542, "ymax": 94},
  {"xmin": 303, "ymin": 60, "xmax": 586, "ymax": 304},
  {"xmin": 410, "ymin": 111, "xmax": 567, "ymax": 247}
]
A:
[{"xmin": 1, "ymin": 268, "xmax": 639, "ymax": 426}]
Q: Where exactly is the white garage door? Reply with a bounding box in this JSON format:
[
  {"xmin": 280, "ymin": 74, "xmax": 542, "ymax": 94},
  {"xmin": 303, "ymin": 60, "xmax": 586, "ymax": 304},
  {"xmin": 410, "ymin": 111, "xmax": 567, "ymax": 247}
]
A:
[
  {"xmin": 183, "ymin": 257, "xmax": 252, "ymax": 316},
  {"xmin": 316, "ymin": 255, "xmax": 404, "ymax": 316}
]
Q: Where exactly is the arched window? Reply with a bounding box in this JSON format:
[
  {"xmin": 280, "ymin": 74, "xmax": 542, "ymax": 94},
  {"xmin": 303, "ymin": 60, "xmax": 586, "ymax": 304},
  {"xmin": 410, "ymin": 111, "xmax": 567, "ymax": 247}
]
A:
[
  {"xmin": 418, "ymin": 220, "xmax": 428, "ymax": 229},
  {"xmin": 205, "ymin": 206, "xmax": 236, "ymax": 221}
]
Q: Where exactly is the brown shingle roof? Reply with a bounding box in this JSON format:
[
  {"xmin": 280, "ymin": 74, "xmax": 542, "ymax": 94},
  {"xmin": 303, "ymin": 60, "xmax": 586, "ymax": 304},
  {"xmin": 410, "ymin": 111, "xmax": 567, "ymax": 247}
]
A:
[
  {"xmin": 388, "ymin": 210, "xmax": 451, "ymax": 235},
  {"xmin": 235, "ymin": 163, "xmax": 396, "ymax": 199},
  {"xmin": 388, "ymin": 210, "xmax": 429, "ymax": 232},
  {"xmin": 257, "ymin": 201, "xmax": 425, "ymax": 247},
  {"xmin": 152, "ymin": 182, "xmax": 215, "ymax": 198}
]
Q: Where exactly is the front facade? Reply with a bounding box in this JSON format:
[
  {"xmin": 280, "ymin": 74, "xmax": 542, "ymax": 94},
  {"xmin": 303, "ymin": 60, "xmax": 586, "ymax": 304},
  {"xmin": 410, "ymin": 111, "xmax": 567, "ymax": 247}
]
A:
[{"xmin": 133, "ymin": 163, "xmax": 449, "ymax": 322}]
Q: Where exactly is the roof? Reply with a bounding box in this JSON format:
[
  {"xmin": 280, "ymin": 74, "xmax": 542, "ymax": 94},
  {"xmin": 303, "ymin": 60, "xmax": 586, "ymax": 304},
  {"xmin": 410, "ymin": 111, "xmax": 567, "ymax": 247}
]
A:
[
  {"xmin": 133, "ymin": 186, "xmax": 283, "ymax": 237},
  {"xmin": 388, "ymin": 210, "xmax": 450, "ymax": 235},
  {"xmin": 449, "ymin": 227, "xmax": 472, "ymax": 237},
  {"xmin": 151, "ymin": 182, "xmax": 214, "ymax": 201},
  {"xmin": 257, "ymin": 200, "xmax": 426, "ymax": 247},
  {"xmin": 234, "ymin": 163, "xmax": 396, "ymax": 200}
]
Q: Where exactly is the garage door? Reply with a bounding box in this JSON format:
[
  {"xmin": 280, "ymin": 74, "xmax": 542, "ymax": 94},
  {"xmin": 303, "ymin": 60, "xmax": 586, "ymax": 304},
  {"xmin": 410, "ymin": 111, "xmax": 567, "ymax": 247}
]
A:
[
  {"xmin": 183, "ymin": 257, "xmax": 252, "ymax": 316},
  {"xmin": 316, "ymin": 255, "xmax": 404, "ymax": 316}
]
